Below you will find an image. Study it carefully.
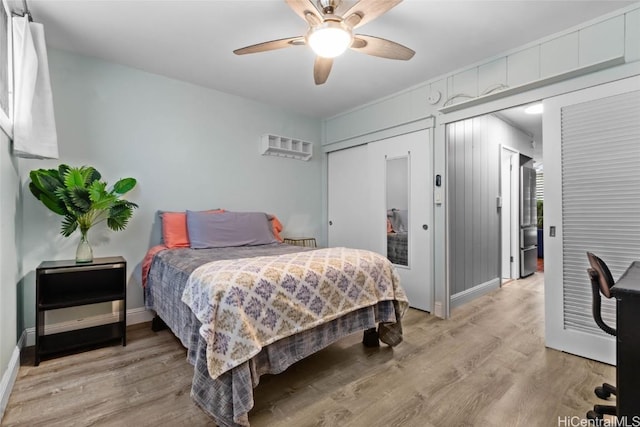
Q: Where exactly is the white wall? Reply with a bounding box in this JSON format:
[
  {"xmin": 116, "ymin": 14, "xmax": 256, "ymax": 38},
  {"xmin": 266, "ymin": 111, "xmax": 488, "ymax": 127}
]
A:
[{"xmin": 17, "ymin": 49, "xmax": 323, "ymax": 330}]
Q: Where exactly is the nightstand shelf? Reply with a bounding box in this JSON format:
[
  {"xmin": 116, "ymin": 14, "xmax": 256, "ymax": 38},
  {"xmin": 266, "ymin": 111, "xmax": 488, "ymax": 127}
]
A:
[
  {"xmin": 35, "ymin": 256, "xmax": 127, "ymax": 365},
  {"xmin": 38, "ymin": 323, "xmax": 124, "ymax": 357},
  {"xmin": 38, "ymin": 290, "xmax": 126, "ymax": 310}
]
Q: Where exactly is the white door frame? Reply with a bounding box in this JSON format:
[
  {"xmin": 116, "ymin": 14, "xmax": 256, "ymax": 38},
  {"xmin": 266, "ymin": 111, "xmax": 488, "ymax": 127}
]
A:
[{"xmin": 500, "ymin": 145, "xmax": 520, "ymax": 280}]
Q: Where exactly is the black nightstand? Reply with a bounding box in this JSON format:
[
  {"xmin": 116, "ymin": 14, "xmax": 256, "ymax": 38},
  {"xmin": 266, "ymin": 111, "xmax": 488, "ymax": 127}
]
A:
[{"xmin": 35, "ymin": 256, "xmax": 127, "ymax": 365}]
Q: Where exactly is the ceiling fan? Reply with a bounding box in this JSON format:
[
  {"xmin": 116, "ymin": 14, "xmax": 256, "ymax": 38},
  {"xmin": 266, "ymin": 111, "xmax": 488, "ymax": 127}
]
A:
[{"xmin": 233, "ymin": 0, "xmax": 415, "ymax": 85}]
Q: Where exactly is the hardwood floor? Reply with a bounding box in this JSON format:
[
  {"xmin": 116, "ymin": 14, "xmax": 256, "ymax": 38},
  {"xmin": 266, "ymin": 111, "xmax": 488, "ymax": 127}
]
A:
[{"xmin": 2, "ymin": 272, "xmax": 615, "ymax": 426}]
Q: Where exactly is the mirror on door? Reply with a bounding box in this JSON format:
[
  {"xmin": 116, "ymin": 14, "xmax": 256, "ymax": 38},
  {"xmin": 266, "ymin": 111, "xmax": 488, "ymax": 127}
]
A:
[{"xmin": 386, "ymin": 156, "xmax": 409, "ymax": 266}]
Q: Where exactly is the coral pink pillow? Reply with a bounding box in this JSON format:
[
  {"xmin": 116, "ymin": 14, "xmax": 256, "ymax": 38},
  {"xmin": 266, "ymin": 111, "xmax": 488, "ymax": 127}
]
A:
[
  {"xmin": 269, "ymin": 215, "xmax": 284, "ymax": 242},
  {"xmin": 161, "ymin": 210, "xmax": 223, "ymax": 248}
]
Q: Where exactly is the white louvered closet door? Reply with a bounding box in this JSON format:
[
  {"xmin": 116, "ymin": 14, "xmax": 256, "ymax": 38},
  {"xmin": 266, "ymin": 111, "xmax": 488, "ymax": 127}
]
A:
[{"xmin": 544, "ymin": 75, "xmax": 640, "ymax": 364}]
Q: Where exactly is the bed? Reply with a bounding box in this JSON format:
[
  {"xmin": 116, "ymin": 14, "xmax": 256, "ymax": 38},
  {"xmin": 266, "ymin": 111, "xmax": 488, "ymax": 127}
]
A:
[
  {"xmin": 143, "ymin": 210, "xmax": 408, "ymax": 427},
  {"xmin": 387, "ymin": 231, "xmax": 408, "ymax": 265},
  {"xmin": 386, "ymin": 209, "xmax": 408, "ymax": 265}
]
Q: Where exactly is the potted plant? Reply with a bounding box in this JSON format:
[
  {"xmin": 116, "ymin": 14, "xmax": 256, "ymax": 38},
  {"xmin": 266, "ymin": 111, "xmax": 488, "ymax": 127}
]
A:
[
  {"xmin": 29, "ymin": 164, "xmax": 138, "ymax": 263},
  {"xmin": 537, "ymin": 199, "xmax": 543, "ymax": 259}
]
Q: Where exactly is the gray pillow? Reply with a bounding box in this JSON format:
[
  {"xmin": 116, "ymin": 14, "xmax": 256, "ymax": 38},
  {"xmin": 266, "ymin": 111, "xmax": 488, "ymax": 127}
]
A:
[{"xmin": 187, "ymin": 210, "xmax": 278, "ymax": 248}]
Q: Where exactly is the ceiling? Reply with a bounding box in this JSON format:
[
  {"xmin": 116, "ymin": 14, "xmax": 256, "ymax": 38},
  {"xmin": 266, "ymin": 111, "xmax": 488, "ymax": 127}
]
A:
[
  {"xmin": 495, "ymin": 103, "xmax": 543, "ymax": 162},
  {"xmin": 13, "ymin": 0, "xmax": 636, "ymax": 118}
]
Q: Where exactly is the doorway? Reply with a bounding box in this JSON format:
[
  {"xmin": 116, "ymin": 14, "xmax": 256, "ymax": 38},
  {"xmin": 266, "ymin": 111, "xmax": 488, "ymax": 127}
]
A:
[{"xmin": 446, "ymin": 104, "xmax": 542, "ymax": 306}]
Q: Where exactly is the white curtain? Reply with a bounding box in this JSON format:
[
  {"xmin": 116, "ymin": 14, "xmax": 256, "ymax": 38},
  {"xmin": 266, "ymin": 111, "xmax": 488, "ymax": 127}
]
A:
[{"xmin": 12, "ymin": 16, "xmax": 58, "ymax": 159}]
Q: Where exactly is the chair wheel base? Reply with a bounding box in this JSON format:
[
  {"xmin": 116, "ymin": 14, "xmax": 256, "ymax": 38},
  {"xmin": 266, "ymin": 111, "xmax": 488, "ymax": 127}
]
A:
[{"xmin": 595, "ymin": 386, "xmax": 611, "ymax": 399}]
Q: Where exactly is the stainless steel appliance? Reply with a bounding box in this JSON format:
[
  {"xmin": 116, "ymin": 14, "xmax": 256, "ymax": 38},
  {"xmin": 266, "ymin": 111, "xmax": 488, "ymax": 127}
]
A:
[{"xmin": 520, "ymin": 163, "xmax": 537, "ymax": 277}]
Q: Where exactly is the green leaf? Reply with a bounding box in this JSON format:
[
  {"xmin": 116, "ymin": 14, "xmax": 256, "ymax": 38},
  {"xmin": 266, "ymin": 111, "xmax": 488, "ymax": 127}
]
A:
[
  {"xmin": 69, "ymin": 187, "xmax": 92, "ymax": 213},
  {"xmin": 39, "ymin": 193, "xmax": 67, "ymax": 216},
  {"xmin": 54, "ymin": 187, "xmax": 72, "ymax": 207},
  {"xmin": 39, "ymin": 173, "xmax": 63, "ymax": 195},
  {"xmin": 85, "ymin": 167, "xmax": 102, "ymax": 185},
  {"xmin": 107, "ymin": 200, "xmax": 137, "ymax": 231},
  {"xmin": 29, "ymin": 170, "xmax": 66, "ymax": 215},
  {"xmin": 88, "ymin": 180, "xmax": 108, "ymax": 203},
  {"xmin": 61, "ymin": 215, "xmax": 78, "ymax": 237},
  {"xmin": 113, "ymin": 178, "xmax": 136, "ymax": 194},
  {"xmin": 63, "ymin": 168, "xmax": 86, "ymax": 189},
  {"xmin": 107, "ymin": 209, "xmax": 132, "ymax": 231},
  {"xmin": 91, "ymin": 194, "xmax": 117, "ymax": 211},
  {"xmin": 29, "ymin": 181, "xmax": 44, "ymax": 200},
  {"xmin": 58, "ymin": 164, "xmax": 70, "ymax": 178},
  {"xmin": 30, "ymin": 169, "xmax": 61, "ymax": 196}
]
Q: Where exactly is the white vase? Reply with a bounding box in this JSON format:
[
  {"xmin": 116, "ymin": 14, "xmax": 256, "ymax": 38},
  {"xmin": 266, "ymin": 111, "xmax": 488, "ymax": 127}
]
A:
[{"xmin": 76, "ymin": 233, "xmax": 93, "ymax": 263}]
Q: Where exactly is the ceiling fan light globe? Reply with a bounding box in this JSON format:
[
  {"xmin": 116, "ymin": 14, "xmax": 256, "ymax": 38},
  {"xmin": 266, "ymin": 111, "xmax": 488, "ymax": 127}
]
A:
[{"xmin": 307, "ymin": 22, "xmax": 352, "ymax": 58}]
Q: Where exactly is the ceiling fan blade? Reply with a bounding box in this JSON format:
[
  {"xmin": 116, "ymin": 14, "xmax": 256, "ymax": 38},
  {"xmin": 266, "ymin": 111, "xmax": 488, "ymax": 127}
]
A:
[
  {"xmin": 342, "ymin": 0, "xmax": 402, "ymax": 29},
  {"xmin": 234, "ymin": 37, "xmax": 305, "ymax": 55},
  {"xmin": 351, "ymin": 35, "xmax": 415, "ymax": 60},
  {"xmin": 314, "ymin": 56, "xmax": 333, "ymax": 85},
  {"xmin": 285, "ymin": 0, "xmax": 323, "ymax": 24},
  {"xmin": 343, "ymin": 12, "xmax": 362, "ymax": 29}
]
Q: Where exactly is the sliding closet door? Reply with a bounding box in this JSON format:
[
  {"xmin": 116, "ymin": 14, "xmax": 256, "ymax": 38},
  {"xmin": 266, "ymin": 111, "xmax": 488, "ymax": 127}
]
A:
[
  {"xmin": 544, "ymin": 75, "xmax": 640, "ymax": 364},
  {"xmin": 368, "ymin": 130, "xmax": 433, "ymax": 312},
  {"xmin": 328, "ymin": 145, "xmax": 372, "ymax": 250}
]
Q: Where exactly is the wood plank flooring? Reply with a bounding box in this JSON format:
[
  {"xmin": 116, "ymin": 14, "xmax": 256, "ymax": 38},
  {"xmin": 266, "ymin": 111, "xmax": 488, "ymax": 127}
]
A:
[{"xmin": 2, "ymin": 272, "xmax": 615, "ymax": 426}]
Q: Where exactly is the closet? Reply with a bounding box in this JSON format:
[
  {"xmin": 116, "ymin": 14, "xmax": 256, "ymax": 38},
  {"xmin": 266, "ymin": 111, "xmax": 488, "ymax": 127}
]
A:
[{"xmin": 327, "ymin": 129, "xmax": 434, "ymax": 312}]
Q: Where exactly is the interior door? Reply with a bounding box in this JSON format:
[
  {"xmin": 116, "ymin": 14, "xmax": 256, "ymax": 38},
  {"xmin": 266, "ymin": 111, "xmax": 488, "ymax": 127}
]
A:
[
  {"xmin": 328, "ymin": 145, "xmax": 371, "ymax": 250},
  {"xmin": 500, "ymin": 146, "xmax": 519, "ymax": 281},
  {"xmin": 544, "ymin": 75, "xmax": 640, "ymax": 364},
  {"xmin": 369, "ymin": 129, "xmax": 433, "ymax": 311}
]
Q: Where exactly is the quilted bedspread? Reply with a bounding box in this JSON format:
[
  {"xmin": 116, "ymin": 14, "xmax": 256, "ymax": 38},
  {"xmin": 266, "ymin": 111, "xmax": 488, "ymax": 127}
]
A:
[{"xmin": 181, "ymin": 247, "xmax": 408, "ymax": 380}]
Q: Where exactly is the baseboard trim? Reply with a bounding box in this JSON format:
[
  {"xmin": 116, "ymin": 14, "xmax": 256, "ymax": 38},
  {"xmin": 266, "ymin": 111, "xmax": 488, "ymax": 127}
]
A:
[
  {"xmin": 126, "ymin": 307, "xmax": 155, "ymax": 326},
  {"xmin": 0, "ymin": 331, "xmax": 24, "ymax": 422},
  {"xmin": 451, "ymin": 277, "xmax": 501, "ymax": 309},
  {"xmin": 24, "ymin": 307, "xmax": 155, "ymax": 347}
]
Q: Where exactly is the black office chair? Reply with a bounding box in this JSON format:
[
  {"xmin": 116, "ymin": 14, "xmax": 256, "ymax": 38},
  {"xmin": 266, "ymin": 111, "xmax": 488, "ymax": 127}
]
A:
[{"xmin": 586, "ymin": 252, "xmax": 617, "ymax": 420}]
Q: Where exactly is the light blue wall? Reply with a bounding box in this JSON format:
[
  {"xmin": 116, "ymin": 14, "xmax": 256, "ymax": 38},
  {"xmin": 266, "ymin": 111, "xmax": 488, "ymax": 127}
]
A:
[
  {"xmin": 18, "ymin": 49, "xmax": 323, "ymax": 329},
  {"xmin": 0, "ymin": 128, "xmax": 21, "ymax": 415}
]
